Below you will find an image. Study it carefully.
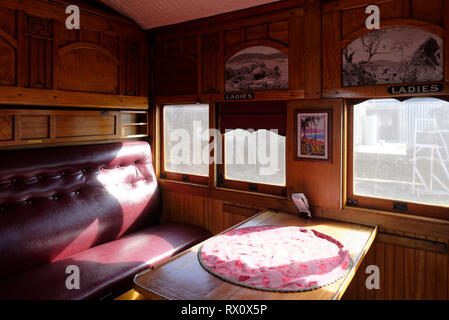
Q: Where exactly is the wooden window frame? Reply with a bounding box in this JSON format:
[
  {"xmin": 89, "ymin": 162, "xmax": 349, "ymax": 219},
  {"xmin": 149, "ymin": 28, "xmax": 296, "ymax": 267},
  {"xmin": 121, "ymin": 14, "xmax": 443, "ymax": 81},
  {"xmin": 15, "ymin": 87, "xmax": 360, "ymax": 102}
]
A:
[
  {"xmin": 216, "ymin": 164, "xmax": 287, "ymax": 196},
  {"xmin": 160, "ymin": 103, "xmax": 214, "ymax": 186},
  {"xmin": 216, "ymin": 110, "xmax": 286, "ymax": 197},
  {"xmin": 160, "ymin": 102, "xmax": 286, "ymax": 196},
  {"xmin": 347, "ymin": 96, "xmax": 449, "ymax": 220}
]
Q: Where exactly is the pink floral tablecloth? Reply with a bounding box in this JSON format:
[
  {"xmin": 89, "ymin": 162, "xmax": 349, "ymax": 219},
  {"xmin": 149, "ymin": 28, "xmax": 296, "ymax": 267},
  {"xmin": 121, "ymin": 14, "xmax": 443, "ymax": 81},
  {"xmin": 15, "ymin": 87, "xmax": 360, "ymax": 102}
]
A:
[{"xmin": 198, "ymin": 225, "xmax": 352, "ymax": 292}]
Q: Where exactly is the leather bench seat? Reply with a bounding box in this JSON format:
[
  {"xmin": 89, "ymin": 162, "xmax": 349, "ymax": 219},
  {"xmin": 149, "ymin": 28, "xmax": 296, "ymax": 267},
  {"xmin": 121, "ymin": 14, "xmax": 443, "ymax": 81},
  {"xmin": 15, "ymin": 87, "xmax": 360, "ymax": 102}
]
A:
[
  {"xmin": 0, "ymin": 141, "xmax": 212, "ymax": 300},
  {"xmin": 0, "ymin": 223, "xmax": 210, "ymax": 300}
]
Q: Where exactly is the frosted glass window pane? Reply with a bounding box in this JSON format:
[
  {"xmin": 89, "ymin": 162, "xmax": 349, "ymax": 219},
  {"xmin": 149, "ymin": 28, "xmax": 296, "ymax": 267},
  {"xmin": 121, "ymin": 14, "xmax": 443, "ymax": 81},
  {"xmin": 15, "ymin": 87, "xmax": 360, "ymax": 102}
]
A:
[
  {"xmin": 224, "ymin": 129, "xmax": 286, "ymax": 186},
  {"xmin": 164, "ymin": 105, "xmax": 209, "ymax": 176},
  {"xmin": 353, "ymin": 98, "xmax": 449, "ymax": 207}
]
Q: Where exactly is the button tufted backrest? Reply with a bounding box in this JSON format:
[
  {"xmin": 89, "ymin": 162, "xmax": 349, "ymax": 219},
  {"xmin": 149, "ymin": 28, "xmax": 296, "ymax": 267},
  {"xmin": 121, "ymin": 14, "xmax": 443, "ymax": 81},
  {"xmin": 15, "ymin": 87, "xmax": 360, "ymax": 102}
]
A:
[{"xmin": 0, "ymin": 141, "xmax": 160, "ymax": 279}]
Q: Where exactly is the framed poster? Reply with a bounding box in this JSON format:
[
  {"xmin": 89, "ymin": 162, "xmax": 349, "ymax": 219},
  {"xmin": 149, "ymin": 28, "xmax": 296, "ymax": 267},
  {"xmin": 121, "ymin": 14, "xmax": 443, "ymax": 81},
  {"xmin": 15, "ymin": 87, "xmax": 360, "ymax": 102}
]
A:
[{"xmin": 295, "ymin": 109, "xmax": 332, "ymax": 162}]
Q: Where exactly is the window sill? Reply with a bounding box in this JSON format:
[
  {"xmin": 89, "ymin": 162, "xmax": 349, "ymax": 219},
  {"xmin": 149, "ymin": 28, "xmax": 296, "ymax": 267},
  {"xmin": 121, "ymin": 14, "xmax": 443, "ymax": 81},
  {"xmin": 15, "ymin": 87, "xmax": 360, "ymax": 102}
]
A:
[
  {"xmin": 158, "ymin": 179, "xmax": 449, "ymax": 239},
  {"xmin": 338, "ymin": 206, "xmax": 449, "ymax": 239},
  {"xmin": 159, "ymin": 177, "xmax": 288, "ymax": 199},
  {"xmin": 158, "ymin": 178, "xmax": 293, "ymax": 212},
  {"xmin": 342, "ymin": 205, "xmax": 449, "ymax": 224}
]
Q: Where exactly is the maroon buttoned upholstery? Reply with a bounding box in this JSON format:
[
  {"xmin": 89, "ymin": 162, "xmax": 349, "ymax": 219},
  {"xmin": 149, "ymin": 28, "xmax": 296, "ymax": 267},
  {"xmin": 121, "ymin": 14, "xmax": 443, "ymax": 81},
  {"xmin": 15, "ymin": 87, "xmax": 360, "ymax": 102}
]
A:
[{"xmin": 0, "ymin": 142, "xmax": 211, "ymax": 300}]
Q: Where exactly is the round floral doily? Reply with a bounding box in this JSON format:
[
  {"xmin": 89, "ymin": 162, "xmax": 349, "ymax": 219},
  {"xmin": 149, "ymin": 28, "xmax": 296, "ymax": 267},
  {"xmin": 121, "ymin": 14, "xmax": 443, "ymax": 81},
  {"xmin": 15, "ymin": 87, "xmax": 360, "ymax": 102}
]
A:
[{"xmin": 198, "ymin": 225, "xmax": 352, "ymax": 292}]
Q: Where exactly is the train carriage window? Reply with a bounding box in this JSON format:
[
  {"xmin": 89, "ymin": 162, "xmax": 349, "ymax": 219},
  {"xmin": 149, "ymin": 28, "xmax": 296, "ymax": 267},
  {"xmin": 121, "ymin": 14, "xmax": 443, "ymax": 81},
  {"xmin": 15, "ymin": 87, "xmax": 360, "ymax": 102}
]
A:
[
  {"xmin": 348, "ymin": 97, "xmax": 449, "ymax": 218},
  {"xmin": 218, "ymin": 101, "xmax": 286, "ymax": 196},
  {"xmin": 162, "ymin": 104, "xmax": 210, "ymax": 184}
]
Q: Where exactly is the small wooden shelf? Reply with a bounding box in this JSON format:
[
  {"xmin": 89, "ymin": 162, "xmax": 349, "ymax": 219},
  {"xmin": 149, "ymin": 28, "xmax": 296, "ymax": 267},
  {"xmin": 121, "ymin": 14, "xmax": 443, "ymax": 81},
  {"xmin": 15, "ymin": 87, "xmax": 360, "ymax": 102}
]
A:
[
  {"xmin": 121, "ymin": 111, "xmax": 148, "ymax": 124},
  {"xmin": 0, "ymin": 109, "xmax": 151, "ymax": 148},
  {"xmin": 120, "ymin": 111, "xmax": 149, "ymax": 138},
  {"xmin": 121, "ymin": 123, "xmax": 148, "ymax": 126},
  {"xmin": 123, "ymin": 134, "xmax": 148, "ymax": 139}
]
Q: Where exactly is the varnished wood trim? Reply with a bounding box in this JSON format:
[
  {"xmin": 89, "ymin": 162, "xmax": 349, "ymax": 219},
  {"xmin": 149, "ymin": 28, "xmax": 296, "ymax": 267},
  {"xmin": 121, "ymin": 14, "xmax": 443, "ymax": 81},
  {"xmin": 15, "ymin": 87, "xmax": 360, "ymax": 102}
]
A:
[
  {"xmin": 342, "ymin": 100, "xmax": 349, "ymax": 209},
  {"xmin": 115, "ymin": 289, "xmax": 148, "ymax": 300},
  {"xmin": 348, "ymin": 194, "xmax": 449, "ymax": 221},
  {"xmin": 316, "ymin": 206, "xmax": 449, "ymax": 240},
  {"xmin": 218, "ymin": 179, "xmax": 286, "ymax": 197},
  {"xmin": 324, "ymin": 82, "xmax": 449, "ymax": 99},
  {"xmin": 208, "ymin": 103, "xmax": 216, "ymax": 187},
  {"xmin": 334, "ymin": 225, "xmax": 378, "ymax": 300},
  {"xmin": 323, "ymin": 0, "xmax": 411, "ymax": 12},
  {"xmin": 153, "ymin": 90, "xmax": 305, "ymax": 104},
  {"xmin": 0, "ymin": 87, "xmax": 148, "ymax": 109},
  {"xmin": 160, "ymin": 179, "xmax": 291, "ymax": 209},
  {"xmin": 303, "ymin": 0, "xmax": 322, "ymax": 99},
  {"xmin": 0, "ymin": 109, "xmax": 127, "ymax": 147},
  {"xmin": 153, "ymin": 105, "xmax": 161, "ymax": 177},
  {"xmin": 161, "ymin": 174, "xmax": 209, "ymax": 185},
  {"xmin": 377, "ymin": 232, "xmax": 448, "ymax": 255},
  {"xmin": 0, "ymin": 137, "xmax": 149, "ymax": 151}
]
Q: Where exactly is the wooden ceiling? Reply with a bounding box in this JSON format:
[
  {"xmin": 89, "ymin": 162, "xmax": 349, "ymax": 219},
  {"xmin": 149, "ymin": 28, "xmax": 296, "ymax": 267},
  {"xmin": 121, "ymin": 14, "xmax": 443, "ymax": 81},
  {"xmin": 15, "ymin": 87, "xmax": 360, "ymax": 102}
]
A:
[{"xmin": 96, "ymin": 0, "xmax": 281, "ymax": 30}]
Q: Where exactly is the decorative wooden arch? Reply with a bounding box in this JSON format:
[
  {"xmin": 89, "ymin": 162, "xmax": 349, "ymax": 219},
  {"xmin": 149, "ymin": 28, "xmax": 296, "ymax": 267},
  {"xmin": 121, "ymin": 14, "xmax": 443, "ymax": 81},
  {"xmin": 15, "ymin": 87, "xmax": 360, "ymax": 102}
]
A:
[
  {"xmin": 336, "ymin": 19, "xmax": 444, "ymax": 57},
  {"xmin": 224, "ymin": 40, "xmax": 289, "ymax": 62},
  {"xmin": 58, "ymin": 42, "xmax": 120, "ymax": 65}
]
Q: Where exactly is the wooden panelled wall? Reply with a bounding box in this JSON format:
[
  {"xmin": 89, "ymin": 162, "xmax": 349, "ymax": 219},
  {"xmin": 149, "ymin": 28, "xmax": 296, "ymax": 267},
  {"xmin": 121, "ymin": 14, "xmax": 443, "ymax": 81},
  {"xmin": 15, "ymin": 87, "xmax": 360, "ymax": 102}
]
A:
[
  {"xmin": 149, "ymin": 0, "xmax": 317, "ymax": 102},
  {"xmin": 0, "ymin": 0, "xmax": 149, "ymax": 109},
  {"xmin": 149, "ymin": 0, "xmax": 449, "ymax": 101},
  {"xmin": 344, "ymin": 228, "xmax": 448, "ymax": 299},
  {"xmin": 152, "ymin": 0, "xmax": 449, "ymax": 300},
  {"xmin": 323, "ymin": 0, "xmax": 449, "ymax": 98},
  {"xmin": 161, "ymin": 193, "xmax": 449, "ymax": 299},
  {"xmin": 0, "ymin": 109, "xmax": 149, "ymax": 147},
  {"xmin": 0, "ymin": 0, "xmax": 447, "ymax": 300}
]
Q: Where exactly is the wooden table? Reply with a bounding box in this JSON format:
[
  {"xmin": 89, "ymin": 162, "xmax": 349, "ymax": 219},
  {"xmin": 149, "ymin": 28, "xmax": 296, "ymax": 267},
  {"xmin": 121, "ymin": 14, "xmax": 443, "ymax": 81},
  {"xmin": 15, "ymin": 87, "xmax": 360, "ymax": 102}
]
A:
[{"xmin": 130, "ymin": 210, "xmax": 377, "ymax": 300}]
